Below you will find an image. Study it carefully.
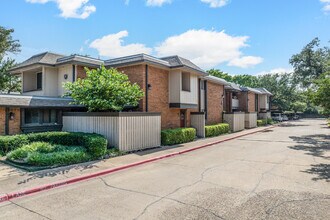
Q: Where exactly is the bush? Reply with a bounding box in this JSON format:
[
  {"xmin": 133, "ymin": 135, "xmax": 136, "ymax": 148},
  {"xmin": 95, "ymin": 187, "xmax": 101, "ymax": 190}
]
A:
[
  {"xmin": 0, "ymin": 132, "xmax": 107, "ymax": 159},
  {"xmin": 257, "ymin": 119, "xmax": 268, "ymax": 127},
  {"xmin": 266, "ymin": 118, "xmax": 274, "ymax": 125},
  {"xmin": 7, "ymin": 142, "xmax": 91, "ymax": 166},
  {"xmin": 161, "ymin": 128, "xmax": 196, "ymax": 145},
  {"xmin": 205, "ymin": 123, "xmax": 230, "ymax": 138}
]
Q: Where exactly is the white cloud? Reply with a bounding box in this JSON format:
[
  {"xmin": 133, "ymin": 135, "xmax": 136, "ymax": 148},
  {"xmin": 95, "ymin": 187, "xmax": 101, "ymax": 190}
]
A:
[
  {"xmin": 26, "ymin": 0, "xmax": 96, "ymax": 19},
  {"xmin": 320, "ymin": 0, "xmax": 330, "ymax": 12},
  {"xmin": 255, "ymin": 67, "xmax": 294, "ymax": 76},
  {"xmin": 155, "ymin": 29, "xmax": 263, "ymax": 69},
  {"xmin": 201, "ymin": 0, "xmax": 229, "ymax": 8},
  {"xmin": 146, "ymin": 0, "xmax": 172, "ymax": 7},
  {"xmin": 89, "ymin": 31, "xmax": 153, "ymax": 58},
  {"xmin": 228, "ymin": 56, "xmax": 263, "ymax": 68}
]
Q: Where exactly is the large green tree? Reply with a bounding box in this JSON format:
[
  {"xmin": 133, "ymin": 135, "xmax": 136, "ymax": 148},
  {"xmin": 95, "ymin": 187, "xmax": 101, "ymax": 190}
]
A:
[
  {"xmin": 64, "ymin": 66, "xmax": 144, "ymax": 112},
  {"xmin": 290, "ymin": 38, "xmax": 330, "ymax": 87},
  {"xmin": 0, "ymin": 26, "xmax": 21, "ymax": 93}
]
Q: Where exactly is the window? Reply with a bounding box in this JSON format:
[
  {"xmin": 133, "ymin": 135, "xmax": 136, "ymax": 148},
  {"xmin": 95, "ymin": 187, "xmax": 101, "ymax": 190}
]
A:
[
  {"xmin": 24, "ymin": 109, "xmax": 58, "ymax": 125},
  {"xmin": 255, "ymin": 94, "xmax": 258, "ymax": 112},
  {"xmin": 182, "ymin": 72, "xmax": 191, "ymax": 92},
  {"xmin": 36, "ymin": 72, "xmax": 42, "ymax": 90},
  {"xmin": 200, "ymin": 80, "xmax": 205, "ymax": 90},
  {"xmin": 25, "ymin": 109, "xmax": 39, "ymax": 124}
]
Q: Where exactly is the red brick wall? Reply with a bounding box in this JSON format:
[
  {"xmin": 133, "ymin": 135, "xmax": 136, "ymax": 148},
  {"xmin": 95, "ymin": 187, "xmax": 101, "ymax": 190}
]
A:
[
  {"xmin": 0, "ymin": 108, "xmax": 5, "ymax": 135},
  {"xmin": 8, "ymin": 108, "xmax": 21, "ymax": 135},
  {"xmin": 117, "ymin": 65, "xmax": 146, "ymax": 112},
  {"xmin": 117, "ymin": 65, "xmax": 200, "ymax": 129},
  {"xmin": 77, "ymin": 65, "xmax": 87, "ymax": 79},
  {"xmin": 248, "ymin": 92, "xmax": 256, "ymax": 113},
  {"xmin": 0, "ymin": 107, "xmax": 21, "ymax": 135},
  {"xmin": 206, "ymin": 82, "xmax": 224, "ymax": 125}
]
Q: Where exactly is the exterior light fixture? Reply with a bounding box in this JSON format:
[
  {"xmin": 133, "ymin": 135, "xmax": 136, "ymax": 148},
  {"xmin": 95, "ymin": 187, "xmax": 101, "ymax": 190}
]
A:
[{"xmin": 9, "ymin": 112, "xmax": 15, "ymax": 120}]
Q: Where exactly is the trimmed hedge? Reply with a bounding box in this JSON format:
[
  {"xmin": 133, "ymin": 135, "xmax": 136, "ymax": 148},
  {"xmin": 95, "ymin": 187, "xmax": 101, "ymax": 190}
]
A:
[
  {"xmin": 0, "ymin": 132, "xmax": 107, "ymax": 159},
  {"xmin": 205, "ymin": 123, "xmax": 230, "ymax": 138},
  {"xmin": 267, "ymin": 118, "xmax": 274, "ymax": 125},
  {"xmin": 7, "ymin": 142, "xmax": 91, "ymax": 166},
  {"xmin": 161, "ymin": 128, "xmax": 196, "ymax": 145}
]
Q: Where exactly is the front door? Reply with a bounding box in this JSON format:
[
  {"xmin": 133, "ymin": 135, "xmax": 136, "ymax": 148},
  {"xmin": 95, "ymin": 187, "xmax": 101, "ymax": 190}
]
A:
[{"xmin": 180, "ymin": 110, "xmax": 186, "ymax": 128}]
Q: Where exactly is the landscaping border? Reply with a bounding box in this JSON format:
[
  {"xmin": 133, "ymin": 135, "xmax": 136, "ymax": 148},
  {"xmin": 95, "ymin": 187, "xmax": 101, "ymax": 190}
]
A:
[{"xmin": 0, "ymin": 125, "xmax": 275, "ymax": 204}]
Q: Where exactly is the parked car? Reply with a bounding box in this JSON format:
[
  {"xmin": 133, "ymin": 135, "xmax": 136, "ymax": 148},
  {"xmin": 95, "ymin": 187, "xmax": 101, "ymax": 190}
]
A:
[
  {"xmin": 282, "ymin": 115, "xmax": 289, "ymax": 121},
  {"xmin": 293, "ymin": 115, "xmax": 300, "ymax": 120},
  {"xmin": 272, "ymin": 113, "xmax": 283, "ymax": 122}
]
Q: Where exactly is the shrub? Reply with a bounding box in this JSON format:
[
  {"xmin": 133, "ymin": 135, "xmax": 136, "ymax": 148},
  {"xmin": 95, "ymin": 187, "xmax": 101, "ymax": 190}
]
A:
[
  {"xmin": 257, "ymin": 119, "xmax": 267, "ymax": 127},
  {"xmin": 0, "ymin": 132, "xmax": 107, "ymax": 159},
  {"xmin": 7, "ymin": 142, "xmax": 91, "ymax": 166},
  {"xmin": 161, "ymin": 128, "xmax": 196, "ymax": 145},
  {"xmin": 266, "ymin": 118, "xmax": 274, "ymax": 125},
  {"xmin": 205, "ymin": 123, "xmax": 230, "ymax": 138}
]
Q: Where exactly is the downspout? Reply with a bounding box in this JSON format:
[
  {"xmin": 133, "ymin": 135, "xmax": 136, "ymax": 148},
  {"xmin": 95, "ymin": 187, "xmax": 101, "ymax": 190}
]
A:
[
  {"xmin": 198, "ymin": 79, "xmax": 201, "ymax": 112},
  {"xmin": 204, "ymin": 81, "xmax": 208, "ymax": 120},
  {"xmin": 5, "ymin": 108, "xmax": 9, "ymax": 135},
  {"xmin": 145, "ymin": 64, "xmax": 149, "ymax": 112}
]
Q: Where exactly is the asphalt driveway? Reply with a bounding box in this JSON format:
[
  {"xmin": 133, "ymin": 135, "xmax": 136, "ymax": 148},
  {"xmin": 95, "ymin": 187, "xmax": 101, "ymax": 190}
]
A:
[{"xmin": 0, "ymin": 119, "xmax": 329, "ymax": 220}]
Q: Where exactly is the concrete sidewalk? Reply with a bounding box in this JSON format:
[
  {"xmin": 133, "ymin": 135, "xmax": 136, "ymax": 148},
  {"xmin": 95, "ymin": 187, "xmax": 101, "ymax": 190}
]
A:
[{"xmin": 0, "ymin": 125, "xmax": 274, "ymax": 195}]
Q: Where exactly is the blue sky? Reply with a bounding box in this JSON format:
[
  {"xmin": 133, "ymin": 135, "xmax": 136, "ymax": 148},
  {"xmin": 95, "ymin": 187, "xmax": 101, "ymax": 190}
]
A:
[{"xmin": 1, "ymin": 0, "xmax": 330, "ymax": 75}]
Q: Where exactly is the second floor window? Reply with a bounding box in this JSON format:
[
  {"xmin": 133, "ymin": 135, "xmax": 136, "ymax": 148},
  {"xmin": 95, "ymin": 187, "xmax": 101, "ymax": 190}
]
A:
[
  {"xmin": 182, "ymin": 72, "xmax": 191, "ymax": 92},
  {"xmin": 36, "ymin": 72, "xmax": 42, "ymax": 90}
]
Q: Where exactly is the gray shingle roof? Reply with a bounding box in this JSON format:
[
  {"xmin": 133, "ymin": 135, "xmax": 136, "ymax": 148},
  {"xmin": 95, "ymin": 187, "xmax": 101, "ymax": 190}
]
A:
[
  {"xmin": 56, "ymin": 55, "xmax": 104, "ymax": 67},
  {"xmin": 225, "ymin": 82, "xmax": 242, "ymax": 91},
  {"xmin": 10, "ymin": 52, "xmax": 104, "ymax": 72},
  {"xmin": 11, "ymin": 52, "xmax": 65, "ymax": 71},
  {"xmin": 240, "ymin": 87, "xmax": 263, "ymax": 94},
  {"xmin": 255, "ymin": 88, "xmax": 273, "ymax": 95},
  {"xmin": 0, "ymin": 94, "xmax": 84, "ymax": 108},
  {"xmin": 160, "ymin": 56, "xmax": 206, "ymax": 74},
  {"xmin": 105, "ymin": 54, "xmax": 206, "ymax": 75},
  {"xmin": 204, "ymin": 75, "xmax": 230, "ymax": 85},
  {"xmin": 105, "ymin": 54, "xmax": 170, "ymax": 68}
]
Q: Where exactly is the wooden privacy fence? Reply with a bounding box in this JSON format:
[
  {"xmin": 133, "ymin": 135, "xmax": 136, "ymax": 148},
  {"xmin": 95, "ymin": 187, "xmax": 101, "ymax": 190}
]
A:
[
  {"xmin": 223, "ymin": 112, "xmax": 245, "ymax": 132},
  {"xmin": 245, "ymin": 112, "xmax": 257, "ymax": 128},
  {"xmin": 62, "ymin": 112, "xmax": 161, "ymax": 152},
  {"xmin": 191, "ymin": 112, "xmax": 205, "ymax": 138}
]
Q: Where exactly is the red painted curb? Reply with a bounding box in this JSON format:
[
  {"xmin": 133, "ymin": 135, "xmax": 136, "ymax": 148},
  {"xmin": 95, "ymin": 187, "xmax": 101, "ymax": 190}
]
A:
[{"xmin": 0, "ymin": 126, "xmax": 275, "ymax": 203}]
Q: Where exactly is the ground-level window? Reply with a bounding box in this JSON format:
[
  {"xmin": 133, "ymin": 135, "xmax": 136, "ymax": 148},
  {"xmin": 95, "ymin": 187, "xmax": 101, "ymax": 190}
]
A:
[{"xmin": 25, "ymin": 109, "xmax": 59, "ymax": 125}]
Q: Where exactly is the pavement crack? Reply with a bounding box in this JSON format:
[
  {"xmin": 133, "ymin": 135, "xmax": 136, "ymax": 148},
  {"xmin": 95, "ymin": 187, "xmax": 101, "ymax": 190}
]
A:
[
  {"xmin": 132, "ymin": 164, "xmax": 230, "ymax": 220},
  {"xmin": 10, "ymin": 200, "xmax": 52, "ymax": 220},
  {"xmin": 99, "ymin": 177, "xmax": 159, "ymax": 198}
]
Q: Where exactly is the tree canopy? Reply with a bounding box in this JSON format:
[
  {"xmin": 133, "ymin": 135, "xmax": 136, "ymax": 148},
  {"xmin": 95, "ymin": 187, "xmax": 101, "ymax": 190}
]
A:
[
  {"xmin": 64, "ymin": 66, "xmax": 144, "ymax": 112},
  {"xmin": 0, "ymin": 26, "xmax": 21, "ymax": 93}
]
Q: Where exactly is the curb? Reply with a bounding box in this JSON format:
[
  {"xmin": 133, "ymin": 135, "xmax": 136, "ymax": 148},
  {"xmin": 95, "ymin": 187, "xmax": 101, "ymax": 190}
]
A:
[{"xmin": 0, "ymin": 125, "xmax": 275, "ymax": 203}]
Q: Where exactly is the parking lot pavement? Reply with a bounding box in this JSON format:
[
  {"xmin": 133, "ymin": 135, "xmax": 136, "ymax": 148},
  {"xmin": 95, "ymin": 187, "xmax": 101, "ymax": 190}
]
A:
[{"xmin": 0, "ymin": 119, "xmax": 329, "ymax": 220}]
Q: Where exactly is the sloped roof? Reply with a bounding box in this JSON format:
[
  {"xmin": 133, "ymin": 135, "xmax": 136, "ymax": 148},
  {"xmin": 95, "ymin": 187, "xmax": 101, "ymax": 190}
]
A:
[
  {"xmin": 255, "ymin": 88, "xmax": 273, "ymax": 95},
  {"xmin": 105, "ymin": 54, "xmax": 170, "ymax": 68},
  {"xmin": 105, "ymin": 54, "xmax": 206, "ymax": 75},
  {"xmin": 56, "ymin": 54, "xmax": 104, "ymax": 67},
  {"xmin": 240, "ymin": 87, "xmax": 263, "ymax": 94},
  {"xmin": 10, "ymin": 52, "xmax": 103, "ymax": 72},
  {"xmin": 225, "ymin": 82, "xmax": 242, "ymax": 91},
  {"xmin": 204, "ymin": 75, "xmax": 230, "ymax": 85},
  {"xmin": 0, "ymin": 94, "xmax": 83, "ymax": 108},
  {"xmin": 11, "ymin": 52, "xmax": 64, "ymax": 71},
  {"xmin": 160, "ymin": 56, "xmax": 206, "ymax": 74}
]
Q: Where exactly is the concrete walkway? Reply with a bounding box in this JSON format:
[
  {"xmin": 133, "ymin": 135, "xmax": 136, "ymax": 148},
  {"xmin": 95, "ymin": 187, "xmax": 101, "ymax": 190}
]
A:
[
  {"xmin": 0, "ymin": 119, "xmax": 329, "ymax": 220},
  {"xmin": 0, "ymin": 125, "xmax": 273, "ymax": 194}
]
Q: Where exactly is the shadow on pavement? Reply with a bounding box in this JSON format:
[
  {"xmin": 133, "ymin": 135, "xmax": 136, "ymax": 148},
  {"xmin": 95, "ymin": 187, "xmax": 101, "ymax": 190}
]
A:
[
  {"xmin": 289, "ymin": 134, "xmax": 330, "ymax": 182},
  {"xmin": 17, "ymin": 161, "xmax": 98, "ymax": 185}
]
